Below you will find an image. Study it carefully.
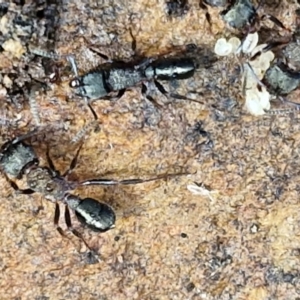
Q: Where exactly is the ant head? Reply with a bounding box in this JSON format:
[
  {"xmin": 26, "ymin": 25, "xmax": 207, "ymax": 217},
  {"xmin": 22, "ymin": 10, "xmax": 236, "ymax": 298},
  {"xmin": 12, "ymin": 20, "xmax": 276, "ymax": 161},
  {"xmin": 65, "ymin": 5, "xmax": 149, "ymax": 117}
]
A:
[
  {"xmin": 69, "ymin": 78, "xmax": 81, "ymax": 88},
  {"xmin": 0, "ymin": 137, "xmax": 38, "ymax": 178}
]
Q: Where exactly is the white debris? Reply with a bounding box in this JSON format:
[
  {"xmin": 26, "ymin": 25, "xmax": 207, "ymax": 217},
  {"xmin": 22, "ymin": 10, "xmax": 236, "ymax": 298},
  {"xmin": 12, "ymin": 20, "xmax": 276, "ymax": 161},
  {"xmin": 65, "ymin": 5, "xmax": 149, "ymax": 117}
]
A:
[
  {"xmin": 228, "ymin": 37, "xmax": 241, "ymax": 54},
  {"xmin": 187, "ymin": 183, "xmax": 218, "ymax": 201},
  {"xmin": 214, "ymin": 38, "xmax": 233, "ymax": 56},
  {"xmin": 244, "ymin": 86, "xmax": 271, "ymax": 116},
  {"xmin": 241, "ymin": 32, "xmax": 259, "ymax": 54},
  {"xmin": 214, "ymin": 33, "xmax": 275, "ymax": 116}
]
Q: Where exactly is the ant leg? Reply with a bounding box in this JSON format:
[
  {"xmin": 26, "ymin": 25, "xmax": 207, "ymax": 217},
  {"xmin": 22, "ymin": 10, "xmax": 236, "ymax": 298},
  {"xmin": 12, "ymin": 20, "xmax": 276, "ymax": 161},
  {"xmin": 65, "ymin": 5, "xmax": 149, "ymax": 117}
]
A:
[
  {"xmin": 10, "ymin": 129, "xmax": 40, "ymax": 146},
  {"xmin": 62, "ymin": 143, "xmax": 83, "ymax": 177},
  {"xmin": 249, "ymin": 41, "xmax": 289, "ymax": 62},
  {"xmin": 141, "ymin": 83, "xmax": 163, "ymax": 109},
  {"xmin": 64, "ymin": 204, "xmax": 93, "ymax": 251},
  {"xmin": 279, "ymin": 96, "xmax": 300, "ymax": 109},
  {"xmin": 199, "ymin": 1, "xmax": 212, "ymax": 30},
  {"xmin": 54, "ymin": 202, "xmax": 65, "ymax": 236},
  {"xmin": 261, "ymin": 14, "xmax": 287, "ymax": 30},
  {"xmin": 79, "ymin": 172, "xmax": 189, "ymax": 186},
  {"xmin": 154, "ymin": 80, "xmax": 205, "ymax": 104},
  {"xmin": 102, "ymin": 89, "xmax": 126, "ymax": 101},
  {"xmin": 129, "ymin": 27, "xmax": 137, "ymax": 55},
  {"xmin": 5, "ymin": 175, "xmax": 35, "ymax": 194},
  {"xmin": 154, "ymin": 80, "xmax": 169, "ymax": 98},
  {"xmin": 71, "ymin": 120, "xmax": 99, "ymax": 144},
  {"xmin": 70, "ymin": 77, "xmax": 101, "ymax": 143},
  {"xmin": 11, "ymin": 182, "xmax": 35, "ymax": 194},
  {"xmin": 71, "ymin": 95, "xmax": 100, "ymax": 144},
  {"xmin": 86, "ymin": 101, "xmax": 98, "ymax": 120},
  {"xmin": 263, "ymin": 40, "xmax": 289, "ymax": 52},
  {"xmin": 46, "ymin": 147, "xmax": 60, "ymax": 176},
  {"xmin": 85, "ymin": 37, "xmax": 128, "ymax": 64},
  {"xmin": 86, "ymin": 46, "xmax": 112, "ymax": 62}
]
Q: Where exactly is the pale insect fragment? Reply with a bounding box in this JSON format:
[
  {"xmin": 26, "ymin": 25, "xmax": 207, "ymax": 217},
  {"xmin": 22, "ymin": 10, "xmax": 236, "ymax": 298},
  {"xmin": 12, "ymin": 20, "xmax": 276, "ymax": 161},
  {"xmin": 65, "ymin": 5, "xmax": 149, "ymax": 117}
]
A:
[
  {"xmin": 249, "ymin": 43, "xmax": 275, "ymax": 71},
  {"xmin": 262, "ymin": 51, "xmax": 275, "ymax": 64},
  {"xmin": 187, "ymin": 183, "xmax": 218, "ymax": 201},
  {"xmin": 228, "ymin": 37, "xmax": 241, "ymax": 54},
  {"xmin": 258, "ymin": 52, "xmax": 275, "ymax": 72},
  {"xmin": 246, "ymin": 63, "xmax": 266, "ymax": 81},
  {"xmin": 251, "ymin": 43, "xmax": 267, "ymax": 57},
  {"xmin": 244, "ymin": 86, "xmax": 271, "ymax": 116},
  {"xmin": 214, "ymin": 33, "xmax": 275, "ymax": 116},
  {"xmin": 242, "ymin": 65, "xmax": 258, "ymax": 89},
  {"xmin": 241, "ymin": 32, "xmax": 259, "ymax": 54},
  {"xmin": 242, "ymin": 62, "xmax": 265, "ymax": 89},
  {"xmin": 214, "ymin": 38, "xmax": 233, "ymax": 56}
]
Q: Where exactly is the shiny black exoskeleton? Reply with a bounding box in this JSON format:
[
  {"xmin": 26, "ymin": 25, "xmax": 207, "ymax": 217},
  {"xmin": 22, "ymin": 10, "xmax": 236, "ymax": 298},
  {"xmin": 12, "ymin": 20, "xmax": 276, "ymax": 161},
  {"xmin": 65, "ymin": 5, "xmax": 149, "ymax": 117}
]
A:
[
  {"xmin": 145, "ymin": 57, "xmax": 195, "ymax": 81},
  {"xmin": 69, "ymin": 45, "xmax": 214, "ymax": 102}
]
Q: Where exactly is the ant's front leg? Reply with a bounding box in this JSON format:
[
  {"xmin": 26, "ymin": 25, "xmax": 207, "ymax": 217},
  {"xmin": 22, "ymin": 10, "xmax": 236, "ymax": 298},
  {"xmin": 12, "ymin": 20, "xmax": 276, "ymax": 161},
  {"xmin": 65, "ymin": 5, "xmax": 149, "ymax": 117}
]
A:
[
  {"xmin": 199, "ymin": 0, "xmax": 212, "ymax": 27},
  {"xmin": 5, "ymin": 175, "xmax": 35, "ymax": 195}
]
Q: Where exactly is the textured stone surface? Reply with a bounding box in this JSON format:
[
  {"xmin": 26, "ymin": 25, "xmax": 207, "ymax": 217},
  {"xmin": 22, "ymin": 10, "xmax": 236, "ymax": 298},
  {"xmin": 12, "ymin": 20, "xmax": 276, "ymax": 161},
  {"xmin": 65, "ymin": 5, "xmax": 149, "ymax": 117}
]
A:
[{"xmin": 1, "ymin": 1, "xmax": 300, "ymax": 299}]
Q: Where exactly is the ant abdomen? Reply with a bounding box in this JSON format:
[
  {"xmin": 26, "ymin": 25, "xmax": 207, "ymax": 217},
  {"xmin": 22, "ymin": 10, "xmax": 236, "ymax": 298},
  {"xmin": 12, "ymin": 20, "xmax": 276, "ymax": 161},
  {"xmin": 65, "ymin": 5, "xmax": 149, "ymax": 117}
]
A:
[{"xmin": 66, "ymin": 195, "xmax": 116, "ymax": 232}]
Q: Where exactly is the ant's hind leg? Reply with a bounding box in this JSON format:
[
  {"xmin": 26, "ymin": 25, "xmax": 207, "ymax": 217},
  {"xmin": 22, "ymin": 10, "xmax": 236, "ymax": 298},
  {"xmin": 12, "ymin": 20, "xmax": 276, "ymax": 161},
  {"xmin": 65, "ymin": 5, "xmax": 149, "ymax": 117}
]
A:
[
  {"xmin": 141, "ymin": 83, "xmax": 163, "ymax": 109},
  {"xmin": 261, "ymin": 14, "xmax": 287, "ymax": 31},
  {"xmin": 64, "ymin": 205, "xmax": 95, "ymax": 253},
  {"xmin": 53, "ymin": 202, "xmax": 93, "ymax": 249},
  {"xmin": 54, "ymin": 202, "xmax": 65, "ymax": 236},
  {"xmin": 154, "ymin": 80, "xmax": 205, "ymax": 105}
]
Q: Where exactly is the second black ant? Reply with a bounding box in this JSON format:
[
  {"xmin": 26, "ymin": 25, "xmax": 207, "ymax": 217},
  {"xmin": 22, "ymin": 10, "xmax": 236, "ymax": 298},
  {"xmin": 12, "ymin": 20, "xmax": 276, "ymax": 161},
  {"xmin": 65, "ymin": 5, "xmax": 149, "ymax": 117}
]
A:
[{"xmin": 31, "ymin": 29, "xmax": 217, "ymax": 122}]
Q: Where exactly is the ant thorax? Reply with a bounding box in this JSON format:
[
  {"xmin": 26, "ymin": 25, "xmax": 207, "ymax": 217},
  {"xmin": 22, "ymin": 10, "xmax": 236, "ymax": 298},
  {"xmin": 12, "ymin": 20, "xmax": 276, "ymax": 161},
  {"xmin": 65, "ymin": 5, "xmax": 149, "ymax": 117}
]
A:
[{"xmin": 25, "ymin": 166, "xmax": 72, "ymax": 202}]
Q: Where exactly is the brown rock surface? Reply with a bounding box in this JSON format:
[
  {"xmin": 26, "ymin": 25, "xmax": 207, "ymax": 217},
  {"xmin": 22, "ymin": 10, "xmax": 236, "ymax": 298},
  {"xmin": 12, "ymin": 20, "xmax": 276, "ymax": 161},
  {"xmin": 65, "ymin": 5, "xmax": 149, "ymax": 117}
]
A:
[{"xmin": 1, "ymin": 1, "xmax": 300, "ymax": 299}]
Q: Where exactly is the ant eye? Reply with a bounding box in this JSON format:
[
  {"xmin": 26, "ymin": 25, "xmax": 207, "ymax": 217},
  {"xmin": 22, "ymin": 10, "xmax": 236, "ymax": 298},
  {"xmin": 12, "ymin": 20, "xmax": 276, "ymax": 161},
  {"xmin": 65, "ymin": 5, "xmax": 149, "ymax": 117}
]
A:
[
  {"xmin": 46, "ymin": 183, "xmax": 54, "ymax": 192},
  {"xmin": 49, "ymin": 72, "xmax": 57, "ymax": 82},
  {"xmin": 70, "ymin": 79, "xmax": 80, "ymax": 87},
  {"xmin": 29, "ymin": 180, "xmax": 37, "ymax": 188}
]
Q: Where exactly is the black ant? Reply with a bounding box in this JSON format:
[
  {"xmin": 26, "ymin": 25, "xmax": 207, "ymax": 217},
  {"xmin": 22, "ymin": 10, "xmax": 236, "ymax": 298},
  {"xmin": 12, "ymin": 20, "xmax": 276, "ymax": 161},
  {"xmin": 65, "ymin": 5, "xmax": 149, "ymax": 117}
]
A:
[
  {"xmin": 0, "ymin": 129, "xmax": 187, "ymax": 252},
  {"xmin": 31, "ymin": 29, "xmax": 216, "ymax": 122}
]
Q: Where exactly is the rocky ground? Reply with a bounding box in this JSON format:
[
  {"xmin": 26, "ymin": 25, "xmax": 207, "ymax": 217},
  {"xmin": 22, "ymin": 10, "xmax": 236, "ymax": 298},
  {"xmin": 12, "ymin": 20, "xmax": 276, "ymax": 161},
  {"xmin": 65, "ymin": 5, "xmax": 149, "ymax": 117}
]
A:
[{"xmin": 1, "ymin": 1, "xmax": 300, "ymax": 299}]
